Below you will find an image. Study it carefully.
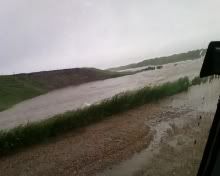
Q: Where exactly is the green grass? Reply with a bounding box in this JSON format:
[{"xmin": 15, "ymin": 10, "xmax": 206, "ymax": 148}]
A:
[
  {"xmin": 0, "ymin": 69, "xmax": 131, "ymax": 112},
  {"xmin": 190, "ymin": 75, "xmax": 219, "ymax": 86},
  {"xmin": 0, "ymin": 76, "xmax": 47, "ymax": 111},
  {"xmin": 191, "ymin": 76, "xmax": 208, "ymax": 86},
  {"xmin": 0, "ymin": 77, "xmax": 190, "ymax": 156}
]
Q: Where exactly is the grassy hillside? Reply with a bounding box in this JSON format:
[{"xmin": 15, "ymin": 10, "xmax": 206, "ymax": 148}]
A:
[
  {"xmin": 109, "ymin": 49, "xmax": 206, "ymax": 71},
  {"xmin": 0, "ymin": 76, "xmax": 46, "ymax": 111},
  {"xmin": 0, "ymin": 68, "xmax": 128, "ymax": 111}
]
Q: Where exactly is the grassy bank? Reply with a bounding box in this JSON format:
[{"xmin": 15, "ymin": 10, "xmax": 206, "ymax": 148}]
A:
[
  {"xmin": 0, "ymin": 69, "xmax": 130, "ymax": 112},
  {"xmin": 0, "ymin": 76, "xmax": 47, "ymax": 111},
  {"xmin": 0, "ymin": 77, "xmax": 191, "ymax": 156}
]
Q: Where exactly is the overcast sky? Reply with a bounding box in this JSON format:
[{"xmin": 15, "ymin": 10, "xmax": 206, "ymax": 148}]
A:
[{"xmin": 1, "ymin": 0, "xmax": 220, "ymax": 74}]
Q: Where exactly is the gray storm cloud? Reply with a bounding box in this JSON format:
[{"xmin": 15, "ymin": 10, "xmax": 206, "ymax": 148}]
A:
[{"xmin": 0, "ymin": 0, "xmax": 220, "ymax": 74}]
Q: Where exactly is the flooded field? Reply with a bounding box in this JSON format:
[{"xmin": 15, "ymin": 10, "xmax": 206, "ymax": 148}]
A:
[{"xmin": 0, "ymin": 59, "xmax": 202, "ymax": 129}]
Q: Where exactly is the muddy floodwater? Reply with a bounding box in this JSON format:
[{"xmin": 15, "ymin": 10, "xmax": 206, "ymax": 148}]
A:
[
  {"xmin": 0, "ymin": 74, "xmax": 219, "ymax": 176},
  {"xmin": 98, "ymin": 78, "xmax": 220, "ymax": 176},
  {"xmin": 0, "ymin": 59, "xmax": 202, "ymax": 129}
]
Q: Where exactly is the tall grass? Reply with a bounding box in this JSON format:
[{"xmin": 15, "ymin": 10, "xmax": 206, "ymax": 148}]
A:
[
  {"xmin": 191, "ymin": 76, "xmax": 208, "ymax": 86},
  {"xmin": 191, "ymin": 75, "xmax": 219, "ymax": 86},
  {"xmin": 0, "ymin": 77, "xmax": 190, "ymax": 156}
]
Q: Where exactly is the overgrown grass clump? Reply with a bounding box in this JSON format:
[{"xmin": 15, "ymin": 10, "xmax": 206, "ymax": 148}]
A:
[
  {"xmin": 191, "ymin": 76, "xmax": 208, "ymax": 86},
  {"xmin": 190, "ymin": 75, "xmax": 219, "ymax": 86},
  {"xmin": 0, "ymin": 77, "xmax": 190, "ymax": 156}
]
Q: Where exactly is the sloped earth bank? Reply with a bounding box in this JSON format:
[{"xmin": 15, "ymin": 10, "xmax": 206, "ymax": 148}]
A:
[{"xmin": 0, "ymin": 80, "xmax": 219, "ymax": 176}]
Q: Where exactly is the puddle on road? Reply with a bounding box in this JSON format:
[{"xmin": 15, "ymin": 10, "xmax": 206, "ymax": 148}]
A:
[{"xmin": 97, "ymin": 79, "xmax": 220, "ymax": 176}]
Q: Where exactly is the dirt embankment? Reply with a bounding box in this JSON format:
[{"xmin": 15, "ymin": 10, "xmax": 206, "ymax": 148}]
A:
[
  {"xmin": 14, "ymin": 68, "xmax": 127, "ymax": 90},
  {"xmin": 0, "ymin": 103, "xmax": 157, "ymax": 176}
]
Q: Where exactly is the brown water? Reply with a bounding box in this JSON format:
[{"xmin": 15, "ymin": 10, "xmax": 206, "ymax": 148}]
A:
[
  {"xmin": 0, "ymin": 59, "xmax": 202, "ymax": 129},
  {"xmin": 97, "ymin": 79, "xmax": 220, "ymax": 176}
]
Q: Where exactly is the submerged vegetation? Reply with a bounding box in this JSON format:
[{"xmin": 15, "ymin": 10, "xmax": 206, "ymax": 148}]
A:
[{"xmin": 0, "ymin": 77, "xmax": 190, "ymax": 156}]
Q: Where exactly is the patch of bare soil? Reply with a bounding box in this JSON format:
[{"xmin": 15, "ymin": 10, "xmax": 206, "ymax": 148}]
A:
[{"xmin": 0, "ymin": 104, "xmax": 161, "ymax": 176}]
